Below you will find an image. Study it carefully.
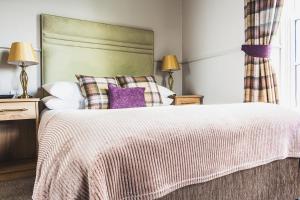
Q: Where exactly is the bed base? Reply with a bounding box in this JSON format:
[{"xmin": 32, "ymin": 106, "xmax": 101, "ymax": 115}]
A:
[{"xmin": 159, "ymin": 158, "xmax": 300, "ymax": 200}]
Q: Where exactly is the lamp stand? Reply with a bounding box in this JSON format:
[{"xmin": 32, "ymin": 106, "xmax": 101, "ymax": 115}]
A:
[
  {"xmin": 18, "ymin": 63, "xmax": 30, "ymax": 99},
  {"xmin": 168, "ymin": 71, "xmax": 174, "ymax": 91}
]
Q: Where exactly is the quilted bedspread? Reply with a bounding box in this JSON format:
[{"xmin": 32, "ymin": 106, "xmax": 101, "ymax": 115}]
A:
[{"xmin": 33, "ymin": 103, "xmax": 300, "ymax": 200}]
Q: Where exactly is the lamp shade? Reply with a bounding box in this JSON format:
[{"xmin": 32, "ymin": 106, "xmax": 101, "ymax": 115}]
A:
[
  {"xmin": 7, "ymin": 42, "xmax": 38, "ymax": 66},
  {"xmin": 161, "ymin": 55, "xmax": 180, "ymax": 72}
]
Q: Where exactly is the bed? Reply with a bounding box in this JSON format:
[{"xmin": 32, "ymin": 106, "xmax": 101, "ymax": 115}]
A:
[{"xmin": 33, "ymin": 14, "xmax": 300, "ymax": 200}]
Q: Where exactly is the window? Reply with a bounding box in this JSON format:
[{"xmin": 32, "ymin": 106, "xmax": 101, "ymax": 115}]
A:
[
  {"xmin": 294, "ymin": 19, "xmax": 300, "ymax": 106},
  {"xmin": 276, "ymin": 0, "xmax": 300, "ymax": 107}
]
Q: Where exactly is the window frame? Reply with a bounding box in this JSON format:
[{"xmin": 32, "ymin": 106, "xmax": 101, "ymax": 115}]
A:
[{"xmin": 294, "ymin": 19, "xmax": 300, "ymax": 106}]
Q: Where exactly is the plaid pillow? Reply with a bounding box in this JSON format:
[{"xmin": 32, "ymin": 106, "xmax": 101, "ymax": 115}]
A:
[
  {"xmin": 117, "ymin": 75, "xmax": 162, "ymax": 107},
  {"xmin": 76, "ymin": 75, "xmax": 118, "ymax": 109}
]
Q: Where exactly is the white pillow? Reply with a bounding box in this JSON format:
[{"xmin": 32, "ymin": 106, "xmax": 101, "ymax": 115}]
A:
[
  {"xmin": 42, "ymin": 81, "xmax": 84, "ymax": 101},
  {"xmin": 42, "ymin": 96, "xmax": 85, "ymax": 110},
  {"xmin": 157, "ymin": 85, "xmax": 175, "ymax": 106},
  {"xmin": 161, "ymin": 97, "xmax": 174, "ymax": 106},
  {"xmin": 157, "ymin": 85, "xmax": 175, "ymax": 98}
]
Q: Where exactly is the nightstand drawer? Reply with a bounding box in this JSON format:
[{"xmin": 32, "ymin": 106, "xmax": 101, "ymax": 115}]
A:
[
  {"xmin": 0, "ymin": 102, "xmax": 37, "ymax": 121},
  {"xmin": 174, "ymin": 95, "xmax": 204, "ymax": 105},
  {"xmin": 175, "ymin": 98, "xmax": 200, "ymax": 105}
]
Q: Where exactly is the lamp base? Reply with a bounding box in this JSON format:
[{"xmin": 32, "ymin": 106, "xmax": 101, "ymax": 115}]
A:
[
  {"xmin": 168, "ymin": 71, "xmax": 174, "ymax": 91},
  {"xmin": 19, "ymin": 64, "xmax": 30, "ymax": 99},
  {"xmin": 18, "ymin": 94, "xmax": 32, "ymax": 99}
]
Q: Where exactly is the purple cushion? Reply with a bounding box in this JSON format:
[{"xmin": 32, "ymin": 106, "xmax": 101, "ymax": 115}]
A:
[{"xmin": 108, "ymin": 84, "xmax": 146, "ymax": 109}]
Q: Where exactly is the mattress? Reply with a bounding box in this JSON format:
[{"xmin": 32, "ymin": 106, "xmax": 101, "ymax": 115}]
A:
[{"xmin": 33, "ymin": 103, "xmax": 300, "ymax": 200}]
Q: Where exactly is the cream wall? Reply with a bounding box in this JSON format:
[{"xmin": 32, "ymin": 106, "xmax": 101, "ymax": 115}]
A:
[
  {"xmin": 0, "ymin": 0, "xmax": 182, "ymax": 95},
  {"xmin": 182, "ymin": 0, "xmax": 244, "ymax": 104}
]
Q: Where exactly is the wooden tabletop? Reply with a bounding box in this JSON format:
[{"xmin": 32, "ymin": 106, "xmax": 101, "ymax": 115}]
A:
[
  {"xmin": 0, "ymin": 98, "xmax": 40, "ymax": 103},
  {"xmin": 175, "ymin": 95, "xmax": 204, "ymax": 98}
]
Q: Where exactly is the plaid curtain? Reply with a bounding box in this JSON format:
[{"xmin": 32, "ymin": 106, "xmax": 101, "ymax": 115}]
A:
[{"xmin": 244, "ymin": 0, "xmax": 284, "ymax": 104}]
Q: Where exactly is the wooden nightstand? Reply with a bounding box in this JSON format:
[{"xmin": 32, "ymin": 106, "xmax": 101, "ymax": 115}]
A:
[
  {"xmin": 0, "ymin": 98, "xmax": 39, "ymax": 181},
  {"xmin": 174, "ymin": 95, "xmax": 204, "ymax": 105}
]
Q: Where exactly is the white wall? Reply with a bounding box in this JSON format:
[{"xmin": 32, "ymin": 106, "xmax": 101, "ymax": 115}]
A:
[
  {"xmin": 0, "ymin": 0, "xmax": 182, "ymax": 95},
  {"xmin": 182, "ymin": 0, "xmax": 244, "ymax": 104}
]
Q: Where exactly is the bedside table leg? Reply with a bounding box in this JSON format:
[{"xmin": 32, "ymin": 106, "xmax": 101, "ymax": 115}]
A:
[{"xmin": 35, "ymin": 102, "xmax": 39, "ymax": 156}]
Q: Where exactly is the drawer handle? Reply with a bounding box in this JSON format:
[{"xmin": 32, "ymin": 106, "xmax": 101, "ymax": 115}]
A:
[{"xmin": 0, "ymin": 108, "xmax": 28, "ymax": 112}]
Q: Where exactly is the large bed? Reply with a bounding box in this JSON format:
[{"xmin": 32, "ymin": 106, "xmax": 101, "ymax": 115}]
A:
[{"xmin": 33, "ymin": 15, "xmax": 300, "ymax": 200}]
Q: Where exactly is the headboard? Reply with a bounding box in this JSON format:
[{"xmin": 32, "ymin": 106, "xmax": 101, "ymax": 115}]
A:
[{"xmin": 41, "ymin": 14, "xmax": 154, "ymax": 84}]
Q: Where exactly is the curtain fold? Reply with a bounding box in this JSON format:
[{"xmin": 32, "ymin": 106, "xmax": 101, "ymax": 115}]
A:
[{"xmin": 243, "ymin": 0, "xmax": 284, "ymax": 104}]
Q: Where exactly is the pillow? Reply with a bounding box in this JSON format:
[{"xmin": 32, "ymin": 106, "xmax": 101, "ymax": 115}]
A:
[
  {"xmin": 42, "ymin": 81, "xmax": 84, "ymax": 101},
  {"xmin": 108, "ymin": 84, "xmax": 146, "ymax": 109},
  {"xmin": 42, "ymin": 96, "xmax": 85, "ymax": 110},
  {"xmin": 161, "ymin": 97, "xmax": 174, "ymax": 106},
  {"xmin": 117, "ymin": 75, "xmax": 162, "ymax": 107},
  {"xmin": 76, "ymin": 75, "xmax": 118, "ymax": 109},
  {"xmin": 157, "ymin": 85, "xmax": 175, "ymax": 98}
]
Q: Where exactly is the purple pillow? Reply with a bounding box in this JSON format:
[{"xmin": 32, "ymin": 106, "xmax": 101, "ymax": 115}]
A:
[{"xmin": 108, "ymin": 84, "xmax": 146, "ymax": 109}]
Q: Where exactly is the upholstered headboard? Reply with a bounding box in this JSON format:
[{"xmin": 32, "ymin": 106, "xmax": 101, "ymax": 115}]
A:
[{"xmin": 41, "ymin": 14, "xmax": 154, "ymax": 84}]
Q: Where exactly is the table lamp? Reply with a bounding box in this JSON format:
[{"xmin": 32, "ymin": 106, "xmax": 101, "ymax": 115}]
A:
[
  {"xmin": 161, "ymin": 55, "xmax": 180, "ymax": 91},
  {"xmin": 7, "ymin": 42, "xmax": 38, "ymax": 98}
]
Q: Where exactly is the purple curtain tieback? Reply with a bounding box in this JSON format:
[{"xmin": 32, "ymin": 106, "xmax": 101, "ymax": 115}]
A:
[{"xmin": 241, "ymin": 45, "xmax": 271, "ymax": 58}]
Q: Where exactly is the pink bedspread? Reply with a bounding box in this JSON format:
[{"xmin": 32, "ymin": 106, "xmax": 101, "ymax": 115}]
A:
[{"xmin": 33, "ymin": 103, "xmax": 300, "ymax": 200}]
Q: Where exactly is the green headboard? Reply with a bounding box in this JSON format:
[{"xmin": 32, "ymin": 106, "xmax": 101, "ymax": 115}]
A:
[{"xmin": 41, "ymin": 14, "xmax": 154, "ymax": 84}]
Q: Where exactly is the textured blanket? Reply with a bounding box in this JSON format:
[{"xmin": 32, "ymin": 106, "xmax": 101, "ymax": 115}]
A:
[{"xmin": 33, "ymin": 103, "xmax": 300, "ymax": 200}]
